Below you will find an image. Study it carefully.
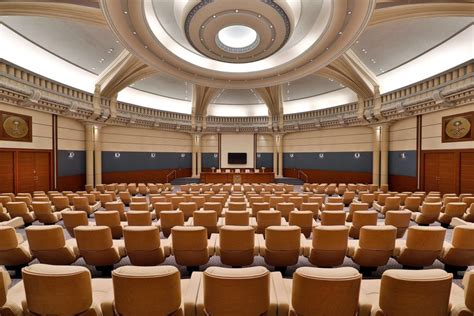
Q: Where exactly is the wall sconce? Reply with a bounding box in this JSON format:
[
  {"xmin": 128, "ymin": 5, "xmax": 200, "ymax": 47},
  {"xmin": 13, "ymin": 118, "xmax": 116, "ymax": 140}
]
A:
[
  {"xmin": 213, "ymin": 153, "xmax": 218, "ymax": 158},
  {"xmin": 150, "ymin": 153, "xmax": 156, "ymax": 158},
  {"xmin": 400, "ymin": 152, "xmax": 407, "ymax": 159},
  {"xmin": 114, "ymin": 152, "xmax": 121, "ymax": 158},
  {"xmin": 256, "ymin": 153, "xmax": 261, "ymax": 158},
  {"xmin": 289, "ymin": 153, "xmax": 294, "ymax": 158},
  {"xmin": 318, "ymin": 153, "xmax": 324, "ymax": 159},
  {"xmin": 180, "ymin": 153, "xmax": 186, "ymax": 158},
  {"xmin": 67, "ymin": 152, "xmax": 75, "ymax": 159},
  {"xmin": 354, "ymin": 152, "xmax": 361, "ymax": 159}
]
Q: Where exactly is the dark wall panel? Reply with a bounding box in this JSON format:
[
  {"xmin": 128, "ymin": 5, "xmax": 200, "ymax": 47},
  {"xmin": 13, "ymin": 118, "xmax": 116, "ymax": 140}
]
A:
[
  {"xmin": 283, "ymin": 152, "xmax": 372, "ymax": 173},
  {"xmin": 102, "ymin": 152, "xmax": 192, "ymax": 173},
  {"xmin": 256, "ymin": 153, "xmax": 273, "ymax": 169},
  {"xmin": 58, "ymin": 150, "xmax": 85, "ymax": 177},
  {"xmin": 202, "ymin": 153, "xmax": 219, "ymax": 169},
  {"xmin": 389, "ymin": 150, "xmax": 416, "ymax": 177}
]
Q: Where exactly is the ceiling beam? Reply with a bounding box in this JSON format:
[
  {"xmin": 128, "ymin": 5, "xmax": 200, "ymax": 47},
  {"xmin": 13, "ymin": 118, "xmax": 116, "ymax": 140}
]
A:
[
  {"xmin": 0, "ymin": 2, "xmax": 107, "ymax": 27},
  {"xmin": 317, "ymin": 53, "xmax": 376, "ymax": 99},
  {"xmin": 369, "ymin": 2, "xmax": 474, "ymax": 28},
  {"xmin": 255, "ymin": 86, "xmax": 283, "ymax": 117},
  {"xmin": 96, "ymin": 50, "xmax": 157, "ymax": 98}
]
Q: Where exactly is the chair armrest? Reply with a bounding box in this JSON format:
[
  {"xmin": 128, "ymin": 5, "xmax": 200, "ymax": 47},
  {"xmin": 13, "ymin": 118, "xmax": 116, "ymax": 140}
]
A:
[
  {"xmin": 182, "ymin": 272, "xmax": 203, "ymax": 316},
  {"xmin": 208, "ymin": 234, "xmax": 218, "ymax": 256},
  {"xmin": 270, "ymin": 272, "xmax": 290, "ymax": 316},
  {"xmin": 210, "ymin": 233, "xmax": 219, "ymax": 256},
  {"xmin": 256, "ymin": 234, "xmax": 266, "ymax": 256}
]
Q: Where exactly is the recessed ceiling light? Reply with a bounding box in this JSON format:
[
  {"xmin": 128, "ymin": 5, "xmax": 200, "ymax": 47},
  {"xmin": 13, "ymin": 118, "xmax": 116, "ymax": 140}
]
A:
[
  {"xmin": 338, "ymin": 31, "xmax": 343, "ymax": 35},
  {"xmin": 123, "ymin": 11, "xmax": 128, "ymax": 14},
  {"xmin": 133, "ymin": 31, "xmax": 136, "ymax": 35},
  {"xmin": 325, "ymin": 47, "xmax": 329, "ymax": 50},
  {"xmin": 258, "ymin": 14, "xmax": 261, "ymax": 18},
  {"xmin": 271, "ymin": 38, "xmax": 274, "ymax": 41},
  {"xmin": 269, "ymin": 25, "xmax": 273, "ymax": 28},
  {"xmin": 348, "ymin": 11, "xmax": 352, "ymax": 15},
  {"xmin": 329, "ymin": 78, "xmax": 334, "ymax": 82},
  {"xmin": 235, "ymin": 9, "xmax": 239, "ymax": 13},
  {"xmin": 213, "ymin": 15, "xmax": 216, "ymax": 18},
  {"xmin": 355, "ymin": 40, "xmax": 359, "ymax": 44},
  {"xmin": 115, "ymin": 40, "xmax": 119, "ymax": 44},
  {"xmin": 91, "ymin": 67, "xmax": 96, "ymax": 70},
  {"xmin": 144, "ymin": 45, "xmax": 148, "ymax": 49}
]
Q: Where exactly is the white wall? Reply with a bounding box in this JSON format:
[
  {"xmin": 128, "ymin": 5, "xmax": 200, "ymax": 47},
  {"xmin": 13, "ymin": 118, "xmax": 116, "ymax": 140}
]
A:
[{"xmin": 220, "ymin": 134, "xmax": 255, "ymax": 168}]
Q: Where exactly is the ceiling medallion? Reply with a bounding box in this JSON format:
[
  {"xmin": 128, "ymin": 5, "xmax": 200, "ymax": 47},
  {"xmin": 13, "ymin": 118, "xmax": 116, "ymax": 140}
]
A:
[{"xmin": 184, "ymin": 0, "xmax": 290, "ymax": 63}]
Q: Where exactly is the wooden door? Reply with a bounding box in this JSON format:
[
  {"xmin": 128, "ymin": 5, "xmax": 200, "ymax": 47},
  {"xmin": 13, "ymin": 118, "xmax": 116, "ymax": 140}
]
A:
[
  {"xmin": 17, "ymin": 152, "xmax": 35, "ymax": 193},
  {"xmin": 437, "ymin": 152, "xmax": 457, "ymax": 194},
  {"xmin": 0, "ymin": 151, "xmax": 15, "ymax": 193},
  {"xmin": 460, "ymin": 152, "xmax": 474, "ymax": 194},
  {"xmin": 17, "ymin": 151, "xmax": 51, "ymax": 193},
  {"xmin": 424, "ymin": 153, "xmax": 440, "ymax": 192},
  {"xmin": 423, "ymin": 152, "xmax": 457, "ymax": 194},
  {"xmin": 34, "ymin": 152, "xmax": 51, "ymax": 192}
]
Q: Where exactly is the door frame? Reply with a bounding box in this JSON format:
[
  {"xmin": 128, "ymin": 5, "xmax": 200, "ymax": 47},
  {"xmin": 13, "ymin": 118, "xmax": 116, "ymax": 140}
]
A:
[
  {"xmin": 421, "ymin": 148, "xmax": 474, "ymax": 194},
  {"xmin": 0, "ymin": 148, "xmax": 53, "ymax": 193}
]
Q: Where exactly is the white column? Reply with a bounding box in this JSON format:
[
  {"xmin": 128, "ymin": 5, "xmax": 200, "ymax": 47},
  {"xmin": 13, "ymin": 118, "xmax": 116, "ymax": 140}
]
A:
[
  {"xmin": 84, "ymin": 124, "xmax": 94, "ymax": 186},
  {"xmin": 380, "ymin": 123, "xmax": 390, "ymax": 186},
  {"xmin": 192, "ymin": 134, "xmax": 201, "ymax": 177},
  {"xmin": 94, "ymin": 125, "xmax": 102, "ymax": 185},
  {"xmin": 372, "ymin": 125, "xmax": 381, "ymax": 186}
]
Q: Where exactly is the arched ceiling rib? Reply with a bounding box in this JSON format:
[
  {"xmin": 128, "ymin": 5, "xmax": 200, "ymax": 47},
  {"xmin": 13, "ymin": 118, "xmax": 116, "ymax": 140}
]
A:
[
  {"xmin": 96, "ymin": 51, "xmax": 157, "ymax": 98},
  {"xmin": 0, "ymin": 1, "xmax": 107, "ymax": 27}
]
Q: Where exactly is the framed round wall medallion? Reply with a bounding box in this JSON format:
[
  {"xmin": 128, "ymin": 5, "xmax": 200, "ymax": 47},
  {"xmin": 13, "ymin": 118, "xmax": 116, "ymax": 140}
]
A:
[
  {"xmin": 442, "ymin": 112, "xmax": 473, "ymax": 143},
  {"xmin": 0, "ymin": 111, "xmax": 32, "ymax": 142}
]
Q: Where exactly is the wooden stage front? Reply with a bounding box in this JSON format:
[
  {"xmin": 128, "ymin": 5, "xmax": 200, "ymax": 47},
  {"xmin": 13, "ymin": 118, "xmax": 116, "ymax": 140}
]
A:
[{"xmin": 200, "ymin": 172, "xmax": 275, "ymax": 183}]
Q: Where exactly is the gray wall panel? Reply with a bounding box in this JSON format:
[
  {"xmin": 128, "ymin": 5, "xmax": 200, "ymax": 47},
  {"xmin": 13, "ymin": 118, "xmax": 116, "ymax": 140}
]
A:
[
  {"xmin": 102, "ymin": 152, "xmax": 192, "ymax": 173},
  {"xmin": 283, "ymin": 152, "xmax": 372, "ymax": 172}
]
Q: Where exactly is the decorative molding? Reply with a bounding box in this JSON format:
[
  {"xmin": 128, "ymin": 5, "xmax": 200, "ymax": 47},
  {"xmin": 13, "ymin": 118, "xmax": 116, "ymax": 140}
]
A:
[{"xmin": 0, "ymin": 60, "xmax": 472, "ymax": 135}]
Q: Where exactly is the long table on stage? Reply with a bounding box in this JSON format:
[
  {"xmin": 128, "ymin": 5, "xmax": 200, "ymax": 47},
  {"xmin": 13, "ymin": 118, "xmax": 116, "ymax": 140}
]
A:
[{"xmin": 200, "ymin": 172, "xmax": 275, "ymax": 183}]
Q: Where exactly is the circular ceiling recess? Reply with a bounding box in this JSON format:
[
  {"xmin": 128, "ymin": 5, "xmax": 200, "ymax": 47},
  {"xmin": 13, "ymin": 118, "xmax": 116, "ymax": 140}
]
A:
[
  {"xmin": 216, "ymin": 25, "xmax": 259, "ymax": 54},
  {"xmin": 100, "ymin": 0, "xmax": 376, "ymax": 89},
  {"xmin": 184, "ymin": 1, "xmax": 290, "ymax": 63}
]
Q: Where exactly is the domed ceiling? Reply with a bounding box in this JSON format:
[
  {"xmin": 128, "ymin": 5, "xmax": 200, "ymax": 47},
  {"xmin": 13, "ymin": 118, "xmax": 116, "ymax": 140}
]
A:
[{"xmin": 0, "ymin": 0, "xmax": 472, "ymax": 116}]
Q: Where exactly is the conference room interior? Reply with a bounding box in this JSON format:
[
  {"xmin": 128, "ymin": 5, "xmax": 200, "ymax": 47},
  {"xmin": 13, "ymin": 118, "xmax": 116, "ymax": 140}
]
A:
[{"xmin": 0, "ymin": 0, "xmax": 473, "ymax": 315}]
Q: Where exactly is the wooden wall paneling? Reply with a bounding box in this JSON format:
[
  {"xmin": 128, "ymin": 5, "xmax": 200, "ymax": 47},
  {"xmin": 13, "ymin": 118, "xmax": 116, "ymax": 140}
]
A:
[
  {"xmin": 389, "ymin": 175, "xmax": 417, "ymax": 192},
  {"xmin": 34, "ymin": 152, "xmax": 51, "ymax": 192},
  {"xmin": 57, "ymin": 175, "xmax": 86, "ymax": 192},
  {"xmin": 17, "ymin": 151, "xmax": 35, "ymax": 193},
  {"xmin": 283, "ymin": 168, "xmax": 372, "ymax": 184},
  {"xmin": 102, "ymin": 168, "xmax": 192, "ymax": 184},
  {"xmin": 0, "ymin": 151, "xmax": 15, "ymax": 193},
  {"xmin": 460, "ymin": 152, "xmax": 474, "ymax": 194}
]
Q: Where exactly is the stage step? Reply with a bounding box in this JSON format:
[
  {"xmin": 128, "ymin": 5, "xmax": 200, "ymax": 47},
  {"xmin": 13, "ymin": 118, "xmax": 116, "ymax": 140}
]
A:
[
  {"xmin": 171, "ymin": 177, "xmax": 200, "ymax": 185},
  {"xmin": 274, "ymin": 177, "xmax": 304, "ymax": 185}
]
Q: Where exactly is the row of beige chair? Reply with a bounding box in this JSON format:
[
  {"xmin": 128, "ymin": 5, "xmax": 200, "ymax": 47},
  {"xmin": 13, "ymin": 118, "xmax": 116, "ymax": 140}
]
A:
[
  {"xmin": 89, "ymin": 182, "xmax": 173, "ymax": 194},
  {"xmin": 2, "ymin": 224, "xmax": 473, "ymax": 276},
  {"xmin": 1, "ymin": 264, "xmax": 472, "ymax": 316}
]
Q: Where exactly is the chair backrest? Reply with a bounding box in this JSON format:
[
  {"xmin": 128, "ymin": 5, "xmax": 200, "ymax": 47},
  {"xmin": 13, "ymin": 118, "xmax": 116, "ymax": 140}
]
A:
[
  {"xmin": 324, "ymin": 203, "xmax": 344, "ymax": 211},
  {"xmin": 264, "ymin": 226, "xmax": 301, "ymax": 266},
  {"xmin": 256, "ymin": 210, "xmax": 281, "ymax": 234},
  {"xmin": 171, "ymin": 226, "xmax": 209, "ymax": 266},
  {"xmin": 73, "ymin": 196, "xmax": 90, "ymax": 210},
  {"xmin": 421, "ymin": 202, "xmax": 442, "ymax": 217},
  {"xmin": 95, "ymin": 211, "xmax": 121, "ymax": 228},
  {"xmin": 219, "ymin": 225, "xmax": 255, "ymax": 266},
  {"xmin": 129, "ymin": 202, "xmax": 149, "ymax": 212},
  {"xmin": 445, "ymin": 202, "xmax": 467, "ymax": 216},
  {"xmin": 352, "ymin": 210, "xmax": 378, "ymax": 227},
  {"xmin": 289, "ymin": 197, "xmax": 303, "ymax": 209},
  {"xmin": 123, "ymin": 226, "xmax": 164, "ymax": 266},
  {"xmin": 251, "ymin": 202, "xmax": 270, "ymax": 217},
  {"xmin": 203, "ymin": 266, "xmax": 270, "ymax": 316},
  {"xmin": 61, "ymin": 210, "xmax": 88, "ymax": 236},
  {"xmin": 225, "ymin": 210, "xmax": 250, "ymax": 226},
  {"xmin": 23, "ymin": 264, "xmax": 94, "ymax": 315},
  {"xmin": 405, "ymin": 226, "xmax": 446, "ymax": 250},
  {"xmin": 26, "ymin": 225, "xmax": 66, "ymax": 251},
  {"xmin": 320, "ymin": 211, "xmax": 346, "ymax": 226},
  {"xmin": 384, "ymin": 210, "xmax": 412, "ymax": 232},
  {"xmin": 359, "ymin": 225, "xmax": 397, "ymax": 251},
  {"xmin": 228, "ymin": 202, "xmax": 247, "ymax": 211},
  {"xmin": 404, "ymin": 196, "xmax": 422, "ymax": 211},
  {"xmin": 127, "ymin": 211, "xmax": 152, "ymax": 226},
  {"xmin": 6, "ymin": 202, "xmax": 28, "ymax": 216},
  {"xmin": 160, "ymin": 210, "xmax": 185, "ymax": 237},
  {"xmin": 276, "ymin": 202, "xmax": 295, "ymax": 220},
  {"xmin": 377, "ymin": 193, "xmax": 390, "ymax": 205},
  {"xmin": 384, "ymin": 196, "xmax": 401, "ymax": 210},
  {"xmin": 0, "ymin": 267, "xmax": 11, "ymax": 307},
  {"xmin": 171, "ymin": 196, "xmax": 186, "ymax": 210},
  {"xmin": 112, "ymin": 266, "xmax": 182, "ymax": 315},
  {"xmin": 291, "ymin": 267, "xmax": 361, "ymax": 315},
  {"xmin": 378, "ymin": 269, "xmax": 452, "ymax": 315},
  {"xmin": 193, "ymin": 210, "xmax": 218, "ymax": 234},
  {"xmin": 178, "ymin": 202, "xmax": 197, "ymax": 220}
]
